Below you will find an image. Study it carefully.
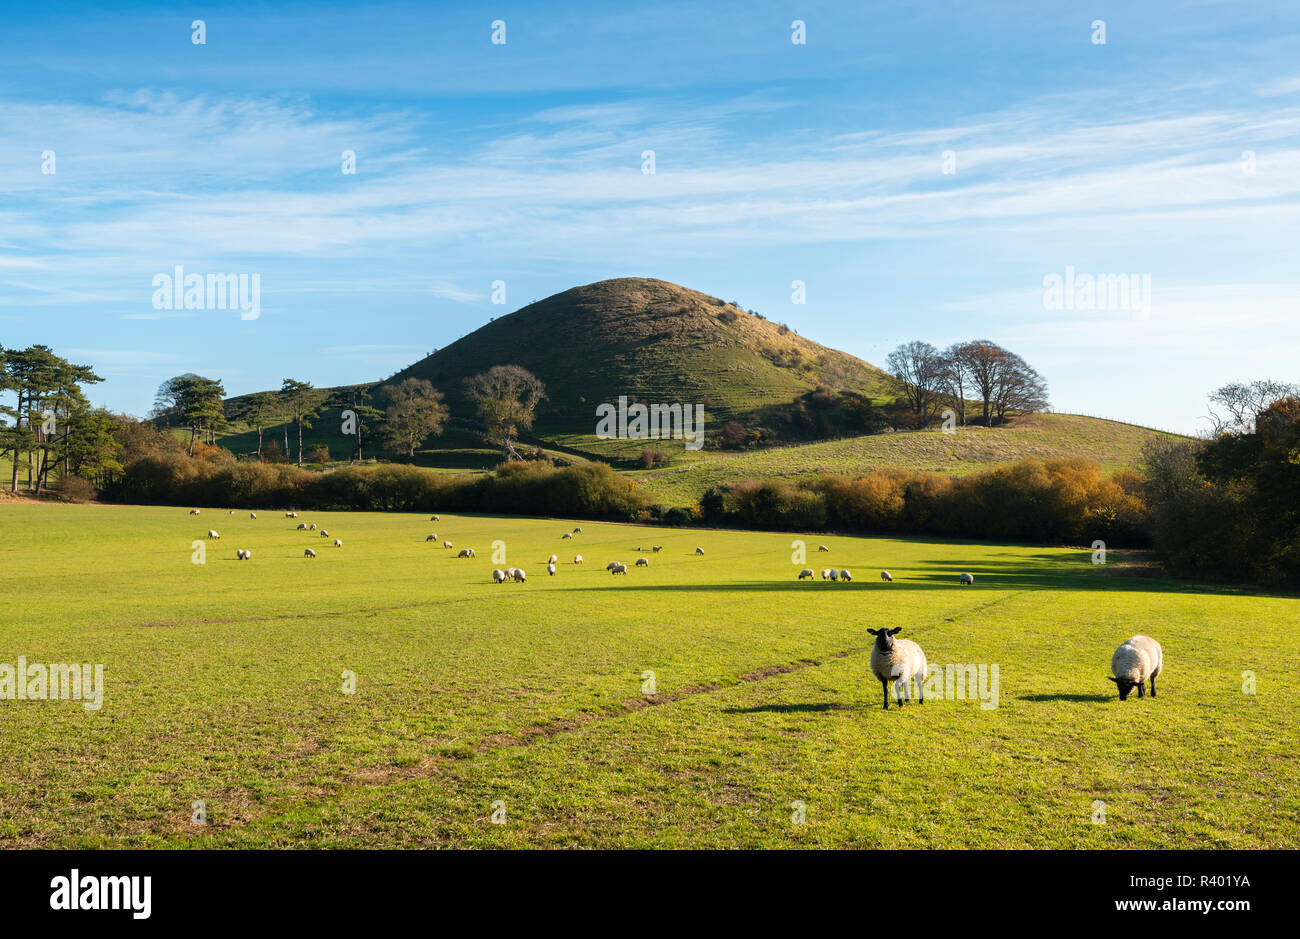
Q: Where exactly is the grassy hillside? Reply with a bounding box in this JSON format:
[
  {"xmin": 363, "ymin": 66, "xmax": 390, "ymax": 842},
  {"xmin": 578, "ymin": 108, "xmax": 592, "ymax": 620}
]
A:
[
  {"xmin": 391, "ymin": 277, "xmax": 893, "ymax": 433},
  {"xmin": 2, "ymin": 502, "xmax": 1295, "ymax": 848},
  {"xmin": 629, "ymin": 413, "xmax": 1176, "ymax": 506},
  {"xmin": 200, "ymin": 278, "xmax": 1176, "ymax": 484}
]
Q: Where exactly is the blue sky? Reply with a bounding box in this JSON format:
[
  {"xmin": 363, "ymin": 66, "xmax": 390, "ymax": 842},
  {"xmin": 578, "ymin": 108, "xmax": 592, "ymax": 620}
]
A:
[{"xmin": 1, "ymin": 0, "xmax": 1297, "ymax": 433}]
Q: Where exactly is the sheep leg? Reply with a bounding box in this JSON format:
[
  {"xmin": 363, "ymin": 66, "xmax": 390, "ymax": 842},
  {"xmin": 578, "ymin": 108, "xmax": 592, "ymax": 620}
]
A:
[
  {"xmin": 1149, "ymin": 676, "xmax": 1157, "ymax": 698},
  {"xmin": 880, "ymin": 679, "xmax": 890, "ymax": 711},
  {"xmin": 1136, "ymin": 681, "xmax": 1145, "ymax": 698},
  {"xmin": 895, "ymin": 678, "xmax": 905, "ymax": 707}
]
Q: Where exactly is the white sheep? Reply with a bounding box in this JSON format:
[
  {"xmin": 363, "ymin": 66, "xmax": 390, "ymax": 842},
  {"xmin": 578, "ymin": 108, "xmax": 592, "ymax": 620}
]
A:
[
  {"xmin": 189, "ymin": 509, "xmax": 201, "ymax": 515},
  {"xmin": 309, "ymin": 523, "xmax": 317, "ymax": 531},
  {"xmin": 236, "ymin": 549, "xmax": 250, "ymax": 560},
  {"xmin": 635, "ymin": 557, "xmax": 649, "ymax": 567},
  {"xmin": 880, "ymin": 571, "xmax": 893, "ymax": 582},
  {"xmin": 548, "ymin": 554, "xmax": 558, "ymax": 564},
  {"xmin": 562, "ymin": 532, "xmax": 573, "ymax": 540},
  {"xmin": 606, "ymin": 561, "xmax": 618, "ymax": 571},
  {"xmin": 547, "ymin": 563, "xmax": 557, "ymax": 575},
  {"xmin": 504, "ymin": 567, "xmax": 518, "ymax": 580},
  {"xmin": 297, "ymin": 523, "xmax": 308, "ymax": 530},
  {"xmin": 304, "ymin": 548, "xmax": 316, "ymax": 558},
  {"xmin": 333, "ymin": 539, "xmax": 342, "ymax": 548},
  {"xmin": 207, "ymin": 530, "xmax": 220, "ymax": 539},
  {"xmin": 320, "ymin": 530, "xmax": 329, "ymax": 537},
  {"xmin": 250, "ymin": 512, "xmax": 258, "ymax": 519},
  {"xmin": 695, "ymin": 547, "xmax": 704, "ymax": 555},
  {"xmin": 840, "ymin": 569, "xmax": 852, "ymax": 582},
  {"xmin": 573, "ymin": 555, "xmax": 583, "ymax": 564},
  {"xmin": 818, "ymin": 544, "xmax": 830, "ymax": 552},
  {"xmin": 457, "ymin": 548, "xmax": 475, "ymax": 558},
  {"xmin": 426, "ymin": 533, "xmax": 438, "ymax": 542},
  {"xmin": 821, "ymin": 569, "xmax": 832, "ymax": 580},
  {"xmin": 798, "ymin": 569, "xmax": 814, "ymax": 580},
  {"xmin": 1109, "ymin": 635, "xmax": 1164, "ymax": 700},
  {"xmin": 493, "ymin": 569, "xmax": 508, "ymax": 583},
  {"xmin": 285, "ymin": 511, "xmax": 297, "ymax": 518},
  {"xmin": 512, "ymin": 568, "xmax": 527, "ymax": 583},
  {"xmin": 443, "ymin": 540, "xmax": 453, "ymax": 549},
  {"xmin": 431, "ymin": 514, "xmax": 440, "ymax": 521},
  {"xmin": 959, "ymin": 572, "xmax": 974, "ymax": 585},
  {"xmin": 611, "ymin": 562, "xmax": 628, "ymax": 575},
  {"xmin": 868, "ymin": 626, "xmax": 928, "ymax": 710},
  {"xmin": 573, "ymin": 527, "xmax": 583, "ymax": 533},
  {"xmin": 829, "ymin": 569, "xmax": 839, "ymax": 581}
]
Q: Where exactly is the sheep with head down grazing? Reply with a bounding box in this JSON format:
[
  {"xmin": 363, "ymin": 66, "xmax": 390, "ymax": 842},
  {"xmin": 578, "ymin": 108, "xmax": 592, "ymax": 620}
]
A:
[
  {"xmin": 1109, "ymin": 635, "xmax": 1163, "ymax": 700},
  {"xmin": 880, "ymin": 571, "xmax": 893, "ymax": 582},
  {"xmin": 798, "ymin": 569, "xmax": 814, "ymax": 580}
]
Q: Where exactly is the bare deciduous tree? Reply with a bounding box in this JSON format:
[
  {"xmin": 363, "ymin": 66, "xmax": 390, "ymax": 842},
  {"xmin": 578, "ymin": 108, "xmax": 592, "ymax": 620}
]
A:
[
  {"xmin": 886, "ymin": 341, "xmax": 945, "ymax": 426},
  {"xmin": 463, "ymin": 365, "xmax": 546, "ymax": 460},
  {"xmin": 1207, "ymin": 380, "xmax": 1300, "ymax": 435}
]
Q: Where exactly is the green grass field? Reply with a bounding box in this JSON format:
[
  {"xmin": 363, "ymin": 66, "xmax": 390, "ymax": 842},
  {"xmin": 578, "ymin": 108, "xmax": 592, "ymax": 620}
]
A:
[
  {"xmin": 628, "ymin": 412, "xmax": 1176, "ymax": 505},
  {"xmin": 1, "ymin": 502, "xmax": 1295, "ymax": 848}
]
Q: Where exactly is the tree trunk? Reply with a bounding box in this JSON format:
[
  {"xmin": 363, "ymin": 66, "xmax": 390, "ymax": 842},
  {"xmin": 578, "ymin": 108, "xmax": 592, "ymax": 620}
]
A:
[
  {"xmin": 256, "ymin": 424, "xmax": 263, "ymax": 459},
  {"xmin": 297, "ymin": 417, "xmax": 303, "ymax": 466},
  {"xmin": 188, "ymin": 425, "xmax": 196, "ymax": 457}
]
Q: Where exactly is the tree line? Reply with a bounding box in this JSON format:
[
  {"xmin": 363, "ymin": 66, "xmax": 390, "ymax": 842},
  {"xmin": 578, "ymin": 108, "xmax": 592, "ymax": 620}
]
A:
[
  {"xmin": 0, "ymin": 344, "xmax": 112, "ymax": 496},
  {"xmin": 886, "ymin": 339, "xmax": 1049, "ymax": 428},
  {"xmin": 151, "ymin": 363, "xmax": 547, "ymax": 466}
]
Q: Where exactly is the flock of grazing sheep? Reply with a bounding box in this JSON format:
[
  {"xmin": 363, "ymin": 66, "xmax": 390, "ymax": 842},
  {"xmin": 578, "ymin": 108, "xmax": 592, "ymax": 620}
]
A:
[
  {"xmin": 188, "ymin": 508, "xmax": 1164, "ymax": 708},
  {"xmin": 192, "ymin": 507, "xmax": 342, "ymax": 559}
]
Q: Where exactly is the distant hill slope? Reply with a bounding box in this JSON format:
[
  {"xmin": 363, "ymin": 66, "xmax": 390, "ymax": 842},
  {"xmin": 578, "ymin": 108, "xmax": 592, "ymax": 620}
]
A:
[
  {"xmin": 210, "ymin": 277, "xmax": 1182, "ymax": 484},
  {"xmin": 389, "ymin": 277, "xmax": 892, "ymax": 433},
  {"xmin": 628, "ymin": 413, "xmax": 1176, "ymax": 506}
]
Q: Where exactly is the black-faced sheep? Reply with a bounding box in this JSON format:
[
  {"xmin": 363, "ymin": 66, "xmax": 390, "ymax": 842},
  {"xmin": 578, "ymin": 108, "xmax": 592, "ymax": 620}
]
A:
[
  {"xmin": 304, "ymin": 548, "xmax": 316, "ymax": 558},
  {"xmin": 880, "ymin": 570, "xmax": 893, "ymax": 582},
  {"xmin": 868, "ymin": 626, "xmax": 928, "ymax": 710},
  {"xmin": 1109, "ymin": 635, "xmax": 1163, "ymax": 700},
  {"xmin": 959, "ymin": 572, "xmax": 974, "ymax": 585},
  {"xmin": 635, "ymin": 557, "xmax": 649, "ymax": 567},
  {"xmin": 798, "ymin": 569, "xmax": 814, "ymax": 580}
]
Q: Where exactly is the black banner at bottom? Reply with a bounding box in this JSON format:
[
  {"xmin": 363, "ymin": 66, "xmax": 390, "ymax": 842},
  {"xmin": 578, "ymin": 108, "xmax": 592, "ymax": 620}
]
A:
[{"xmin": 0, "ymin": 849, "xmax": 1279, "ymax": 925}]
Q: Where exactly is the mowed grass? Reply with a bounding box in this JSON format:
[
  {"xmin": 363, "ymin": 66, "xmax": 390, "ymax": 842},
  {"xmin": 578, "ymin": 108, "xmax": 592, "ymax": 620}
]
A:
[{"xmin": 0, "ymin": 503, "xmax": 1296, "ymax": 849}]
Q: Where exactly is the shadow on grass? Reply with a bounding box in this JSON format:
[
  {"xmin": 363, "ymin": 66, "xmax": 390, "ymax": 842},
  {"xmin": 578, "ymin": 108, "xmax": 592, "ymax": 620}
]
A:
[
  {"xmin": 722, "ymin": 702, "xmax": 853, "ymax": 714},
  {"xmin": 1018, "ymin": 693, "xmax": 1111, "ymax": 702}
]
